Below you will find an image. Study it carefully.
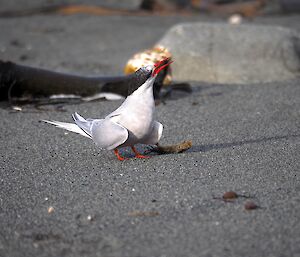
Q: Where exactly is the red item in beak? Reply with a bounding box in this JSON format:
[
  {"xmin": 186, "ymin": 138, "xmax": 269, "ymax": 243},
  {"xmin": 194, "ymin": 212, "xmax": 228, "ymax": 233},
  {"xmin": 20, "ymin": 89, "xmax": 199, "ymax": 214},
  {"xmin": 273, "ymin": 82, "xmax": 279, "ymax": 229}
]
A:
[
  {"xmin": 154, "ymin": 57, "xmax": 170, "ymax": 67},
  {"xmin": 152, "ymin": 58, "xmax": 173, "ymax": 77}
]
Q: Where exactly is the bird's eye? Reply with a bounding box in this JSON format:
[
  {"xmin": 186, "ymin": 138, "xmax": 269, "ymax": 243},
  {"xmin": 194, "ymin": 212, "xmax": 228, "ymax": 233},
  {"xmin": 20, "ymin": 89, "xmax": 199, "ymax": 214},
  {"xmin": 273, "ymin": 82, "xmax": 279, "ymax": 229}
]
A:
[{"xmin": 144, "ymin": 65, "xmax": 153, "ymax": 72}]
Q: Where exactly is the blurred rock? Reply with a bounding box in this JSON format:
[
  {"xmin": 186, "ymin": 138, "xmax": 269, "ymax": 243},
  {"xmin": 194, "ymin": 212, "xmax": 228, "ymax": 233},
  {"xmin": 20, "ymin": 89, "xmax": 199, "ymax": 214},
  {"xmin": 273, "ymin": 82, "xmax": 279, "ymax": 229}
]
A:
[
  {"xmin": 157, "ymin": 22, "xmax": 300, "ymax": 84},
  {"xmin": 280, "ymin": 0, "xmax": 300, "ymax": 13}
]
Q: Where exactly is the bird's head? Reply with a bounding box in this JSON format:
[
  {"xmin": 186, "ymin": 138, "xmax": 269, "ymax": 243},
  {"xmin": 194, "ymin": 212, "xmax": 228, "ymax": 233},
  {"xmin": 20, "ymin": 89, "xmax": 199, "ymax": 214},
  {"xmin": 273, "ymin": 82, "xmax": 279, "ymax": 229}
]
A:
[
  {"xmin": 140, "ymin": 57, "xmax": 173, "ymax": 79},
  {"xmin": 128, "ymin": 58, "xmax": 173, "ymax": 97},
  {"xmin": 152, "ymin": 57, "xmax": 173, "ymax": 77},
  {"xmin": 151, "ymin": 58, "xmax": 173, "ymax": 98}
]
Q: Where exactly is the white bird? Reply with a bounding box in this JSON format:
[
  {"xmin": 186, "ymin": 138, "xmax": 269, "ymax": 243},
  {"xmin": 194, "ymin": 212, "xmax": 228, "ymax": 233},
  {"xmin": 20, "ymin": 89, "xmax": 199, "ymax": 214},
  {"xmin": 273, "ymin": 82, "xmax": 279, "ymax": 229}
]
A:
[{"xmin": 43, "ymin": 58, "xmax": 172, "ymax": 160}]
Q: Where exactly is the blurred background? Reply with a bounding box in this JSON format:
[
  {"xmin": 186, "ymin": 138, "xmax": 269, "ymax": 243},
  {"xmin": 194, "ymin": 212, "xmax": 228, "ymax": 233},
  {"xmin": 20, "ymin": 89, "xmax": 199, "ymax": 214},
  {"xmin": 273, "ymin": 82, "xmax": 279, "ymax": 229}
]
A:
[
  {"xmin": 0, "ymin": 0, "xmax": 300, "ymax": 101},
  {"xmin": 1, "ymin": 0, "xmax": 299, "ymax": 75},
  {"xmin": 1, "ymin": 3, "xmax": 300, "ymax": 257}
]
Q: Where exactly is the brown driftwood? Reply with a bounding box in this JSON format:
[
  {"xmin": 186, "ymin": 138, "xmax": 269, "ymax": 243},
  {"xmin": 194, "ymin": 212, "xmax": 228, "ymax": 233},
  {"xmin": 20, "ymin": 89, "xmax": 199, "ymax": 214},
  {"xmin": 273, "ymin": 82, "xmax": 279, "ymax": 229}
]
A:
[{"xmin": 153, "ymin": 140, "xmax": 192, "ymax": 154}]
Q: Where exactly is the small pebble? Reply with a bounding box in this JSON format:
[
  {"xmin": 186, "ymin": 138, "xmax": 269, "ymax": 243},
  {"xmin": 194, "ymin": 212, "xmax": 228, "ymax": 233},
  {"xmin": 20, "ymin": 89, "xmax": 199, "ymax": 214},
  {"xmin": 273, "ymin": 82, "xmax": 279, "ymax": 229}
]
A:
[
  {"xmin": 47, "ymin": 206, "xmax": 54, "ymax": 214},
  {"xmin": 12, "ymin": 106, "xmax": 22, "ymax": 112},
  {"xmin": 244, "ymin": 201, "xmax": 258, "ymax": 210},
  {"xmin": 228, "ymin": 14, "xmax": 242, "ymax": 25},
  {"xmin": 223, "ymin": 191, "xmax": 238, "ymax": 200},
  {"xmin": 10, "ymin": 39, "xmax": 23, "ymax": 47},
  {"xmin": 132, "ymin": 188, "xmax": 135, "ymax": 192},
  {"xmin": 128, "ymin": 211, "xmax": 159, "ymax": 217},
  {"xmin": 19, "ymin": 54, "xmax": 29, "ymax": 61},
  {"xmin": 87, "ymin": 215, "xmax": 92, "ymax": 221},
  {"xmin": 26, "ymin": 45, "xmax": 32, "ymax": 51}
]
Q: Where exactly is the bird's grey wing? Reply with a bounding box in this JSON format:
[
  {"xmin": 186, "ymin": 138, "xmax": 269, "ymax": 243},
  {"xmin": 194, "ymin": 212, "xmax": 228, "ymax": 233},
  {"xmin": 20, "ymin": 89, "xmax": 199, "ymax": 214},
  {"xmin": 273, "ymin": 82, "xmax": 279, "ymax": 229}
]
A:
[
  {"xmin": 142, "ymin": 121, "xmax": 163, "ymax": 145},
  {"xmin": 91, "ymin": 119, "xmax": 128, "ymax": 150}
]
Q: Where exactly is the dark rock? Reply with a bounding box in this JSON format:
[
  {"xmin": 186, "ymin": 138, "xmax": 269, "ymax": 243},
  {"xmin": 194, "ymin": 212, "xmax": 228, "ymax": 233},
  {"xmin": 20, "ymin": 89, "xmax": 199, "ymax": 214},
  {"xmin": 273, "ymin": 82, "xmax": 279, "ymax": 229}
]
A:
[{"xmin": 280, "ymin": 0, "xmax": 300, "ymax": 13}]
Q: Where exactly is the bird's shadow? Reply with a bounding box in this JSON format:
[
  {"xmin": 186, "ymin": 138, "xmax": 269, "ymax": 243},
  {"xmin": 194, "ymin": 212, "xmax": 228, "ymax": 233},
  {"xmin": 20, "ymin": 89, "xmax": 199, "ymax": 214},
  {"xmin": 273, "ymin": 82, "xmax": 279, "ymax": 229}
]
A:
[
  {"xmin": 160, "ymin": 82, "xmax": 231, "ymax": 102},
  {"xmin": 187, "ymin": 134, "xmax": 300, "ymax": 153}
]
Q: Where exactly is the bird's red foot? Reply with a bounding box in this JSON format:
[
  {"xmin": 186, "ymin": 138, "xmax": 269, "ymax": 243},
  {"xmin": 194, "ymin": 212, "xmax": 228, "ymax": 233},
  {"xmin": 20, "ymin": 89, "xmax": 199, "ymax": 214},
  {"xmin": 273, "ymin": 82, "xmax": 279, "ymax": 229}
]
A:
[
  {"xmin": 114, "ymin": 149, "xmax": 126, "ymax": 161},
  {"xmin": 135, "ymin": 154, "xmax": 150, "ymax": 159},
  {"xmin": 131, "ymin": 146, "xmax": 150, "ymax": 159}
]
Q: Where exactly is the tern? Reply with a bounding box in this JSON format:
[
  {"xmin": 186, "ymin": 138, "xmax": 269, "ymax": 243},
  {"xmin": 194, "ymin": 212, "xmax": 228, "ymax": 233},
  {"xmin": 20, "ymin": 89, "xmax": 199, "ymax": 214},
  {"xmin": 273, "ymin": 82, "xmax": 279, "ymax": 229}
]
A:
[{"xmin": 43, "ymin": 58, "xmax": 172, "ymax": 160}]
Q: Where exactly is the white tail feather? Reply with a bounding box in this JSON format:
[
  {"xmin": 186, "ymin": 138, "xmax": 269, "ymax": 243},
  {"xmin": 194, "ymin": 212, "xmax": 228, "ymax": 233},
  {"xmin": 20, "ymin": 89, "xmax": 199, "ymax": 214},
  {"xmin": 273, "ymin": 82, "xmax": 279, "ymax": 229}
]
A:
[{"xmin": 42, "ymin": 120, "xmax": 92, "ymax": 139}]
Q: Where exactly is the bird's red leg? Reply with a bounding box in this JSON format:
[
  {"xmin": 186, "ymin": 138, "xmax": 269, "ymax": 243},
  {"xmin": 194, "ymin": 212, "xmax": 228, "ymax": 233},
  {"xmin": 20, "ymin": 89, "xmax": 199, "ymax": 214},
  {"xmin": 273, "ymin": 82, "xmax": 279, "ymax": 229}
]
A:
[
  {"xmin": 114, "ymin": 149, "xmax": 125, "ymax": 161},
  {"xmin": 131, "ymin": 146, "xmax": 150, "ymax": 159}
]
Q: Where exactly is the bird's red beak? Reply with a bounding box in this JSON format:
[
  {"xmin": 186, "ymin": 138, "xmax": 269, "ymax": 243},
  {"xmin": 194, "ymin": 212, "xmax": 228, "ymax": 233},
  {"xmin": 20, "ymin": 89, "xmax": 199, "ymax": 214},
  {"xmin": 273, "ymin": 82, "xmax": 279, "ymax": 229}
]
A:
[{"xmin": 152, "ymin": 58, "xmax": 173, "ymax": 77}]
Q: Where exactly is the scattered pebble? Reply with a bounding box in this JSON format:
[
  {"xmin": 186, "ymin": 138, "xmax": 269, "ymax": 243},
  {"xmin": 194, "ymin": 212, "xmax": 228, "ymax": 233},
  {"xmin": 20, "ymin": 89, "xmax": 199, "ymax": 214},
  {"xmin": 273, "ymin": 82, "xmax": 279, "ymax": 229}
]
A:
[
  {"xmin": 87, "ymin": 215, "xmax": 92, "ymax": 221},
  {"xmin": 12, "ymin": 106, "xmax": 22, "ymax": 112},
  {"xmin": 223, "ymin": 191, "xmax": 238, "ymax": 200},
  {"xmin": 244, "ymin": 201, "xmax": 259, "ymax": 210},
  {"xmin": 26, "ymin": 45, "xmax": 33, "ymax": 51},
  {"xmin": 19, "ymin": 54, "xmax": 29, "ymax": 61},
  {"xmin": 128, "ymin": 211, "xmax": 160, "ymax": 217},
  {"xmin": 10, "ymin": 39, "xmax": 23, "ymax": 47},
  {"xmin": 44, "ymin": 197, "xmax": 48, "ymax": 201},
  {"xmin": 132, "ymin": 188, "xmax": 135, "ymax": 192},
  {"xmin": 47, "ymin": 206, "xmax": 54, "ymax": 214},
  {"xmin": 228, "ymin": 14, "xmax": 242, "ymax": 25}
]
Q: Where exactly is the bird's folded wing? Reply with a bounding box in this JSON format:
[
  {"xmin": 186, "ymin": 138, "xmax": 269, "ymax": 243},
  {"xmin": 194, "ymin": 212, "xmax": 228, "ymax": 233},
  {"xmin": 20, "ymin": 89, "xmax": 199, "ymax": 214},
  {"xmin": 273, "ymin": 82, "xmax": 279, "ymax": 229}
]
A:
[{"xmin": 91, "ymin": 119, "xmax": 128, "ymax": 150}]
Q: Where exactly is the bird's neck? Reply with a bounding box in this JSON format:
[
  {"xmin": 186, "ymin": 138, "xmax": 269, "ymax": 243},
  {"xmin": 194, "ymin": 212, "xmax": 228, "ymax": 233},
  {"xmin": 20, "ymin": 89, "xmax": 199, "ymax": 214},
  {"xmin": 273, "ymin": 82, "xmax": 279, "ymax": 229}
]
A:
[{"xmin": 131, "ymin": 77, "xmax": 155, "ymax": 98}]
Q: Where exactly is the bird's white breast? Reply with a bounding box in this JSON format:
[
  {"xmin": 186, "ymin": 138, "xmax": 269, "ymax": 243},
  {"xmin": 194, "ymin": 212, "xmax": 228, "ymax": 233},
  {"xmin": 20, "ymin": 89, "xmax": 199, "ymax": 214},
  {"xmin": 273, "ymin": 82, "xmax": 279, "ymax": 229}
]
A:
[{"xmin": 111, "ymin": 86, "xmax": 155, "ymax": 142}]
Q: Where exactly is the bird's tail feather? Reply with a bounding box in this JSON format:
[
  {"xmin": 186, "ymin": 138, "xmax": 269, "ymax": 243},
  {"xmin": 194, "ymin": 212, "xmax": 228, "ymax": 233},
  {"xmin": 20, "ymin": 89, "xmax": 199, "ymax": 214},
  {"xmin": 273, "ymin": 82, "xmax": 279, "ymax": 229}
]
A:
[
  {"xmin": 42, "ymin": 119, "xmax": 92, "ymax": 139},
  {"xmin": 72, "ymin": 112, "xmax": 93, "ymax": 138}
]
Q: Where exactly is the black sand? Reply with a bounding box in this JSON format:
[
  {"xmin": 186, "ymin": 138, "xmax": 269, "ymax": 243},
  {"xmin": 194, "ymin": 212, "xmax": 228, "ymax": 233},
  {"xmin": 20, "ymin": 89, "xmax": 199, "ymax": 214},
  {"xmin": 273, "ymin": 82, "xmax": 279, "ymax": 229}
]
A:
[{"xmin": 0, "ymin": 13, "xmax": 300, "ymax": 257}]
